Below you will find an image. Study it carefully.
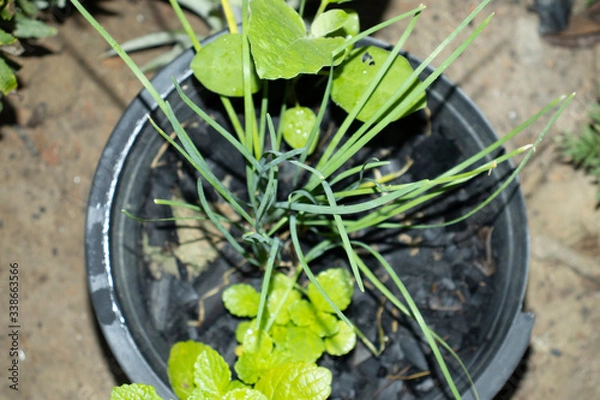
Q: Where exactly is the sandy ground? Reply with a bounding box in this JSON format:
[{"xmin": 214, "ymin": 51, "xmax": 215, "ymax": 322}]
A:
[{"xmin": 0, "ymin": 0, "xmax": 598, "ymax": 399}]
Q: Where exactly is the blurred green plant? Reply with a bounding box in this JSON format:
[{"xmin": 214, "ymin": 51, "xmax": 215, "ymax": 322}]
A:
[
  {"xmin": 0, "ymin": 0, "xmax": 60, "ymax": 111},
  {"xmin": 559, "ymin": 97, "xmax": 600, "ymax": 204}
]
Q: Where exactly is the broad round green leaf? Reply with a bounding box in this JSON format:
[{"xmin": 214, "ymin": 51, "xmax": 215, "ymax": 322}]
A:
[
  {"xmin": 110, "ymin": 383, "xmax": 163, "ymax": 400},
  {"xmin": 223, "ymin": 283, "xmax": 260, "ymax": 317},
  {"xmin": 325, "ymin": 320, "xmax": 357, "ymax": 356},
  {"xmin": 331, "ymin": 46, "xmax": 427, "ymax": 122},
  {"xmin": 191, "ymin": 33, "xmax": 260, "ymax": 97},
  {"xmin": 247, "ymin": 0, "xmax": 345, "ymax": 79},
  {"xmin": 310, "ymin": 9, "xmax": 348, "ymax": 38},
  {"xmin": 281, "ymin": 106, "xmax": 319, "ymax": 154},
  {"xmin": 235, "ymin": 330, "xmax": 274, "ymax": 384},
  {"xmin": 254, "ymin": 362, "xmax": 332, "ymax": 400},
  {"xmin": 307, "ymin": 268, "xmax": 354, "ymax": 313}
]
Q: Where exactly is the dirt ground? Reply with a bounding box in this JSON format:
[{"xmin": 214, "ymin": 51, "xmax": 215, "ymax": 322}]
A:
[{"xmin": 0, "ymin": 0, "xmax": 598, "ymax": 399}]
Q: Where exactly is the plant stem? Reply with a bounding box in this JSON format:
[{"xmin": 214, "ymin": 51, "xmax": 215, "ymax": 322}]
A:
[{"xmin": 221, "ymin": 0, "xmax": 239, "ymax": 33}]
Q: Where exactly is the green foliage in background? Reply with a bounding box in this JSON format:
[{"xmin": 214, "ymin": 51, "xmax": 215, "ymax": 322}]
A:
[
  {"xmin": 559, "ymin": 99, "xmax": 600, "ymax": 204},
  {"xmin": 0, "ymin": 0, "xmax": 59, "ymax": 110}
]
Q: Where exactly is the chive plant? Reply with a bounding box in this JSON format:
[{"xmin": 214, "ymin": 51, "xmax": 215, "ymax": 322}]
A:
[{"xmin": 71, "ymin": 0, "xmax": 573, "ymax": 398}]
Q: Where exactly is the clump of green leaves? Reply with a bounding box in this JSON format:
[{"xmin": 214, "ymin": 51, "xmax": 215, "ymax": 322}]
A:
[
  {"xmin": 113, "ymin": 341, "xmax": 333, "ymax": 400},
  {"xmin": 0, "ymin": 0, "xmax": 58, "ymax": 109},
  {"xmin": 559, "ymin": 101, "xmax": 600, "ymax": 204},
  {"xmin": 224, "ymin": 269, "xmax": 356, "ymax": 387}
]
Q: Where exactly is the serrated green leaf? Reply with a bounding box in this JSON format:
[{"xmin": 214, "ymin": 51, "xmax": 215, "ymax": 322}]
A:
[
  {"xmin": 307, "ymin": 268, "xmax": 354, "ymax": 313},
  {"xmin": 0, "ymin": 57, "xmax": 17, "ymax": 95},
  {"xmin": 254, "ymin": 362, "xmax": 332, "ymax": 400},
  {"xmin": 310, "ymin": 9, "xmax": 348, "ymax": 38},
  {"xmin": 13, "ymin": 13, "xmax": 56, "ymax": 38},
  {"xmin": 222, "ymin": 388, "xmax": 269, "ymax": 400},
  {"xmin": 226, "ymin": 380, "xmax": 251, "ymax": 391},
  {"xmin": 289, "ymin": 300, "xmax": 340, "ymax": 336},
  {"xmin": 331, "ymin": 46, "xmax": 426, "ymax": 122},
  {"xmin": 271, "ymin": 326, "xmax": 324, "ymax": 364},
  {"xmin": 110, "ymin": 383, "xmax": 163, "ymax": 400},
  {"xmin": 235, "ymin": 330, "xmax": 273, "ymax": 384},
  {"xmin": 325, "ymin": 320, "xmax": 356, "ymax": 356},
  {"xmin": 191, "ymin": 33, "xmax": 260, "ymax": 97},
  {"xmin": 193, "ymin": 343, "xmax": 232, "ymax": 399},
  {"xmin": 223, "ymin": 284, "xmax": 260, "ymax": 317},
  {"xmin": 247, "ymin": 0, "xmax": 345, "ymax": 79},
  {"xmin": 267, "ymin": 286, "xmax": 302, "ymax": 325},
  {"xmin": 168, "ymin": 341, "xmax": 207, "ymax": 400}
]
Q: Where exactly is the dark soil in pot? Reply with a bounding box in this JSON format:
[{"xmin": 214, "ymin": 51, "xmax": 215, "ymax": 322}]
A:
[{"xmin": 87, "ymin": 35, "xmax": 531, "ymax": 400}]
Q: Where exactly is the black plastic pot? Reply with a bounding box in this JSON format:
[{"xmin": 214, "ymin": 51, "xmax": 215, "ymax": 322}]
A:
[{"xmin": 86, "ymin": 32, "xmax": 533, "ymax": 400}]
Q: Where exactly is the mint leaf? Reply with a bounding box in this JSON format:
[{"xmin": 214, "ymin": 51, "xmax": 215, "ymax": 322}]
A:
[
  {"xmin": 223, "ymin": 284, "xmax": 260, "ymax": 317},
  {"xmin": 193, "ymin": 343, "xmax": 232, "ymax": 399},
  {"xmin": 234, "ymin": 330, "xmax": 273, "ymax": 384},
  {"xmin": 254, "ymin": 362, "xmax": 332, "ymax": 400},
  {"xmin": 191, "ymin": 33, "xmax": 261, "ymax": 97},
  {"xmin": 307, "ymin": 268, "xmax": 354, "ymax": 313},
  {"xmin": 13, "ymin": 13, "xmax": 57, "ymax": 39},
  {"xmin": 247, "ymin": 0, "xmax": 345, "ymax": 79},
  {"xmin": 289, "ymin": 300, "xmax": 338, "ymax": 336},
  {"xmin": 168, "ymin": 341, "xmax": 206, "ymax": 400},
  {"xmin": 235, "ymin": 320, "xmax": 255, "ymax": 343},
  {"xmin": 222, "ymin": 388, "xmax": 268, "ymax": 400},
  {"xmin": 110, "ymin": 384, "xmax": 163, "ymax": 400},
  {"xmin": 331, "ymin": 46, "xmax": 426, "ymax": 122},
  {"xmin": 325, "ymin": 320, "xmax": 356, "ymax": 356}
]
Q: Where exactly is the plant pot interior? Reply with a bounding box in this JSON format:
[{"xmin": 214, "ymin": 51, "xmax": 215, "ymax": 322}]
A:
[{"xmin": 88, "ymin": 43, "xmax": 530, "ymax": 400}]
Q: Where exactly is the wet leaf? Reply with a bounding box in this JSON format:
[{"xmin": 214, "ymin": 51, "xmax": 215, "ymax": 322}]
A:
[
  {"xmin": 325, "ymin": 320, "xmax": 356, "ymax": 356},
  {"xmin": 331, "ymin": 46, "xmax": 426, "ymax": 122},
  {"xmin": 223, "ymin": 283, "xmax": 260, "ymax": 317},
  {"xmin": 191, "ymin": 33, "xmax": 260, "ymax": 97},
  {"xmin": 247, "ymin": 0, "xmax": 345, "ymax": 79},
  {"xmin": 254, "ymin": 362, "xmax": 332, "ymax": 400},
  {"xmin": 281, "ymin": 106, "xmax": 319, "ymax": 154},
  {"xmin": 307, "ymin": 268, "xmax": 354, "ymax": 314}
]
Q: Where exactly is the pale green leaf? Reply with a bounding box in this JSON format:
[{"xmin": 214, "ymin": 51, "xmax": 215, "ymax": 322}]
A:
[
  {"xmin": 331, "ymin": 46, "xmax": 426, "ymax": 122},
  {"xmin": 247, "ymin": 0, "xmax": 345, "ymax": 79},
  {"xmin": 267, "ymin": 286, "xmax": 302, "ymax": 325},
  {"xmin": 271, "ymin": 326, "xmax": 325, "ymax": 364},
  {"xmin": 324, "ymin": 320, "xmax": 356, "ymax": 356},
  {"xmin": 110, "ymin": 383, "xmax": 163, "ymax": 400},
  {"xmin": 193, "ymin": 343, "xmax": 232, "ymax": 399},
  {"xmin": 254, "ymin": 362, "xmax": 332, "ymax": 400},
  {"xmin": 234, "ymin": 330, "xmax": 273, "ymax": 384},
  {"xmin": 310, "ymin": 9, "xmax": 348, "ymax": 38},
  {"xmin": 226, "ymin": 380, "xmax": 251, "ymax": 391},
  {"xmin": 235, "ymin": 320, "xmax": 255, "ymax": 343},
  {"xmin": 222, "ymin": 388, "xmax": 268, "ymax": 400},
  {"xmin": 191, "ymin": 33, "xmax": 260, "ymax": 97},
  {"xmin": 289, "ymin": 300, "xmax": 339, "ymax": 336},
  {"xmin": 168, "ymin": 341, "xmax": 206, "ymax": 400},
  {"xmin": 307, "ymin": 268, "xmax": 354, "ymax": 313},
  {"xmin": 223, "ymin": 284, "xmax": 260, "ymax": 317},
  {"xmin": 13, "ymin": 14, "xmax": 56, "ymax": 38}
]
